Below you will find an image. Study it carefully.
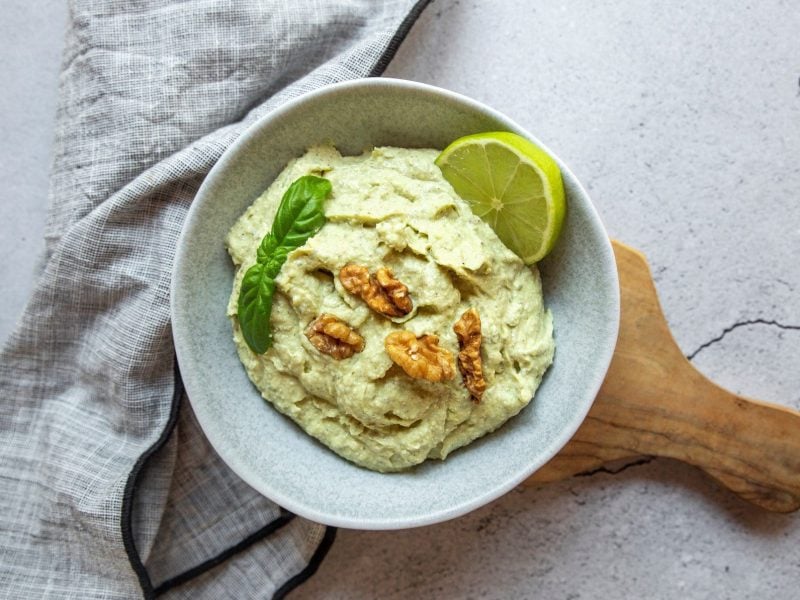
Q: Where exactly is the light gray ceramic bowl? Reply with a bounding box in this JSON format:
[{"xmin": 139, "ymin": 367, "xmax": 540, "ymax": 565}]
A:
[{"xmin": 172, "ymin": 78, "xmax": 619, "ymax": 529}]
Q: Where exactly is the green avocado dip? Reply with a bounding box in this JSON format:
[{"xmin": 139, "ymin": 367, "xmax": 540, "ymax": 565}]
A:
[{"xmin": 225, "ymin": 145, "xmax": 554, "ymax": 472}]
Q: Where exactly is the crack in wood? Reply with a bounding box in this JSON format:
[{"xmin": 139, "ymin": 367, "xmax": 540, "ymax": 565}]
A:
[{"xmin": 575, "ymin": 457, "xmax": 655, "ymax": 478}]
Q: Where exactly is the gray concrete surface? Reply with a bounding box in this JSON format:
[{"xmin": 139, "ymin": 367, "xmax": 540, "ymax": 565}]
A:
[
  {"xmin": 0, "ymin": 0, "xmax": 67, "ymax": 342},
  {"xmin": 2, "ymin": 1, "xmax": 799, "ymax": 598}
]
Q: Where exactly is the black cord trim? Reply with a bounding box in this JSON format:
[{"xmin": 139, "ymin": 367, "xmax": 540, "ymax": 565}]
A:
[
  {"xmin": 368, "ymin": 0, "xmax": 434, "ymax": 77},
  {"xmin": 272, "ymin": 526, "xmax": 338, "ymax": 600},
  {"xmin": 121, "ymin": 357, "xmax": 184, "ymax": 600},
  {"xmin": 152, "ymin": 512, "xmax": 296, "ymax": 596}
]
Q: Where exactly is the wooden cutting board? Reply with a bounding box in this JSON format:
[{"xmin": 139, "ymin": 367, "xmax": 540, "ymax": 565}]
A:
[{"xmin": 525, "ymin": 241, "xmax": 800, "ymax": 513}]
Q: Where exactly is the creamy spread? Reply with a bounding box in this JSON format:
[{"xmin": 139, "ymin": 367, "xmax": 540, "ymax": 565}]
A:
[{"xmin": 226, "ymin": 145, "xmax": 554, "ymax": 472}]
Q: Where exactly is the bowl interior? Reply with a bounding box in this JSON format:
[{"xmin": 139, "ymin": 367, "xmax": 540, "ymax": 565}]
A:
[{"xmin": 172, "ymin": 78, "xmax": 619, "ymax": 529}]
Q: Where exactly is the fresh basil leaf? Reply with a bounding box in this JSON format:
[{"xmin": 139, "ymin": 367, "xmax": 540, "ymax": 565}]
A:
[
  {"xmin": 237, "ymin": 175, "xmax": 331, "ymax": 354},
  {"xmin": 255, "ymin": 233, "xmax": 278, "ymax": 264},
  {"xmin": 269, "ymin": 175, "xmax": 330, "ymax": 252},
  {"xmin": 237, "ymin": 262, "xmax": 276, "ymax": 354}
]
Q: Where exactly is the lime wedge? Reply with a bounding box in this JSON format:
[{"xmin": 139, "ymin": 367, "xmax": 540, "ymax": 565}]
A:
[{"xmin": 435, "ymin": 131, "xmax": 566, "ymax": 264}]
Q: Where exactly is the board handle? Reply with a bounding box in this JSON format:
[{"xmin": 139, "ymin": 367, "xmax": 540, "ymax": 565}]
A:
[{"xmin": 529, "ymin": 241, "xmax": 800, "ymax": 513}]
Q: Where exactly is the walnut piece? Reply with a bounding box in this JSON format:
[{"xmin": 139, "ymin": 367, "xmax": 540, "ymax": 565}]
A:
[
  {"xmin": 384, "ymin": 330, "xmax": 455, "ymax": 382},
  {"xmin": 304, "ymin": 314, "xmax": 365, "ymax": 360},
  {"xmin": 453, "ymin": 308, "xmax": 487, "ymax": 402},
  {"xmin": 339, "ymin": 264, "xmax": 412, "ymax": 318}
]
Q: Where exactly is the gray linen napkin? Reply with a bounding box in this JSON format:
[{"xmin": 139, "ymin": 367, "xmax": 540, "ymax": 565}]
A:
[{"xmin": 0, "ymin": 1, "xmax": 430, "ymax": 598}]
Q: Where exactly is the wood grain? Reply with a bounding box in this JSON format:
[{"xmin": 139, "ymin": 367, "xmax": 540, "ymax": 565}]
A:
[{"xmin": 527, "ymin": 241, "xmax": 800, "ymax": 513}]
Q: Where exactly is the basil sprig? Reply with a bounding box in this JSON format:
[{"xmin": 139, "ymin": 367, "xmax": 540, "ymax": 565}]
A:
[{"xmin": 237, "ymin": 175, "xmax": 331, "ymax": 354}]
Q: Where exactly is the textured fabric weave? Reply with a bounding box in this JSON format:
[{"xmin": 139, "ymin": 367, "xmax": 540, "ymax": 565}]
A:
[{"xmin": 0, "ymin": 1, "xmax": 428, "ymax": 598}]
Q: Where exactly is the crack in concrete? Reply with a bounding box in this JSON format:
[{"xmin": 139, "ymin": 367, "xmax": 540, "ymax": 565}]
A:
[
  {"xmin": 687, "ymin": 319, "xmax": 800, "ymax": 360},
  {"xmin": 575, "ymin": 457, "xmax": 655, "ymax": 478}
]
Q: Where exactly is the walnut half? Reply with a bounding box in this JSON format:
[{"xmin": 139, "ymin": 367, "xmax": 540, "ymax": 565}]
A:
[
  {"xmin": 384, "ymin": 330, "xmax": 455, "ymax": 382},
  {"xmin": 304, "ymin": 314, "xmax": 365, "ymax": 360},
  {"xmin": 453, "ymin": 308, "xmax": 487, "ymax": 402},
  {"xmin": 339, "ymin": 265, "xmax": 413, "ymax": 318}
]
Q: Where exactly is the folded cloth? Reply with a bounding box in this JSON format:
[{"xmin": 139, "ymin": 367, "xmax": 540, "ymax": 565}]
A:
[{"xmin": 0, "ymin": 1, "xmax": 430, "ymax": 598}]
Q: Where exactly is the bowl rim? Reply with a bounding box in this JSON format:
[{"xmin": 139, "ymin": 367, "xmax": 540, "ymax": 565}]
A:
[{"xmin": 171, "ymin": 77, "xmax": 620, "ymax": 529}]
